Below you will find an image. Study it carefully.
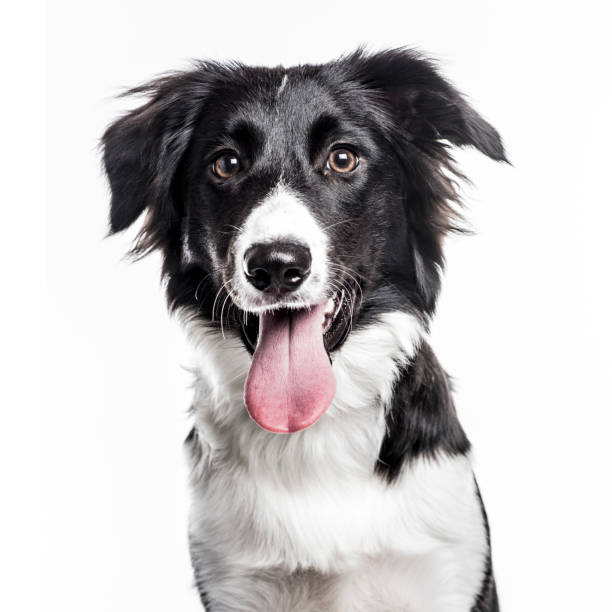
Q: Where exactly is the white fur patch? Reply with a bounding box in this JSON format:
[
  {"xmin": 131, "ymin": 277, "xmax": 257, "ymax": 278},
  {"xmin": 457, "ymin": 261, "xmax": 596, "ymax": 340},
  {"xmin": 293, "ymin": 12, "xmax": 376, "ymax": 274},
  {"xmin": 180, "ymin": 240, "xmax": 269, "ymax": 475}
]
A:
[
  {"xmin": 179, "ymin": 309, "xmax": 489, "ymax": 611},
  {"xmin": 231, "ymin": 185, "xmax": 329, "ymax": 313},
  {"xmin": 181, "ymin": 216, "xmax": 195, "ymax": 264},
  {"xmin": 277, "ymin": 74, "xmax": 289, "ymax": 96}
]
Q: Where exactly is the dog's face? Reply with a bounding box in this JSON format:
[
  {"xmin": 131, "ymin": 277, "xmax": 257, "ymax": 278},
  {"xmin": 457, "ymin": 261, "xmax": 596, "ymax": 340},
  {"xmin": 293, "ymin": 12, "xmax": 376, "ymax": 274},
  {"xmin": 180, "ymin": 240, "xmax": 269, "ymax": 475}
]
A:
[
  {"xmin": 103, "ymin": 49, "xmax": 505, "ymax": 432},
  {"xmin": 177, "ymin": 69, "xmax": 389, "ymax": 352}
]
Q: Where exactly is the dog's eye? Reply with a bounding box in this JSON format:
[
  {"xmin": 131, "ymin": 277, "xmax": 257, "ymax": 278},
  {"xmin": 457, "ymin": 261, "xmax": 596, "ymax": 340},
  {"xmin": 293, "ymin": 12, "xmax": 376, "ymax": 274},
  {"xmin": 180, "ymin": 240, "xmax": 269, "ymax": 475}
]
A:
[
  {"xmin": 327, "ymin": 149, "xmax": 358, "ymax": 174},
  {"xmin": 213, "ymin": 153, "xmax": 241, "ymax": 179}
]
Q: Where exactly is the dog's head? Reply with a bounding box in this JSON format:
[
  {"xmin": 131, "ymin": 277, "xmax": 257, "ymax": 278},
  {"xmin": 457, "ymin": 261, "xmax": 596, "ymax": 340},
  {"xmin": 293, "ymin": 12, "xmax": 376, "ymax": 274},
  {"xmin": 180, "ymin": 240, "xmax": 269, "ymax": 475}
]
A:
[{"xmin": 102, "ymin": 49, "xmax": 506, "ymax": 433}]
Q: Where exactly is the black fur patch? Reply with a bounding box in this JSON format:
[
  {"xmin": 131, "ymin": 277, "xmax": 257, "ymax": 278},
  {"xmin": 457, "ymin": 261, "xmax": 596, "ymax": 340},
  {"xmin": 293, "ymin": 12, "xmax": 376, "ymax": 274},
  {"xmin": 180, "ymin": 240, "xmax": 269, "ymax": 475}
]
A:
[
  {"xmin": 471, "ymin": 481, "xmax": 500, "ymax": 612},
  {"xmin": 376, "ymin": 341, "xmax": 471, "ymax": 483}
]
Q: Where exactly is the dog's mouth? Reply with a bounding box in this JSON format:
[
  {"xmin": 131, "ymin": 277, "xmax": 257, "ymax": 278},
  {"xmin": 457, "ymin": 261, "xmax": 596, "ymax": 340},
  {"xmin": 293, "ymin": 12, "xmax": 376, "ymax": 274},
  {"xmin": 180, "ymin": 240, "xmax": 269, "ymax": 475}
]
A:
[
  {"xmin": 238, "ymin": 286, "xmax": 353, "ymax": 355},
  {"xmin": 237, "ymin": 284, "xmax": 356, "ymax": 434}
]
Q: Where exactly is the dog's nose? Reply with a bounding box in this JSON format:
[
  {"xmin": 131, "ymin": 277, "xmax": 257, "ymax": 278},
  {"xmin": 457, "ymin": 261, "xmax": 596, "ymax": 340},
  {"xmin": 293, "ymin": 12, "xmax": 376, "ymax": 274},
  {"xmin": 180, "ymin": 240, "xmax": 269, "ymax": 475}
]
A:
[{"xmin": 244, "ymin": 242, "xmax": 311, "ymax": 293}]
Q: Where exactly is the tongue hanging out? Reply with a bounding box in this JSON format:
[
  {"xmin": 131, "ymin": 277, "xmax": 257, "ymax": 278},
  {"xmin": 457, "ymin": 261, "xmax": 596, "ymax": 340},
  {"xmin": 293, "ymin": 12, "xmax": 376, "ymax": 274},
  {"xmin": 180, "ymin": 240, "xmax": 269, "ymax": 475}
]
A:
[{"xmin": 244, "ymin": 303, "xmax": 336, "ymax": 433}]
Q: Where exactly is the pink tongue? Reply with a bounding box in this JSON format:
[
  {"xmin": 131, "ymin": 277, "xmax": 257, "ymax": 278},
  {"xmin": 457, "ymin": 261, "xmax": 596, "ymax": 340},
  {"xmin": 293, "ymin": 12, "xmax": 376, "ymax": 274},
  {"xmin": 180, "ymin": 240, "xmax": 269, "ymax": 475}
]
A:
[{"xmin": 244, "ymin": 303, "xmax": 336, "ymax": 433}]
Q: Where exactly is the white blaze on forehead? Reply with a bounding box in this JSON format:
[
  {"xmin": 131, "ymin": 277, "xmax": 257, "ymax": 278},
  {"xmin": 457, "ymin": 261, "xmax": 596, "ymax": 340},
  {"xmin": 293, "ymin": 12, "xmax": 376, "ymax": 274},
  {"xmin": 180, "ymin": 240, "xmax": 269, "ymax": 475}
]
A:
[
  {"xmin": 235, "ymin": 185, "xmax": 327, "ymax": 266},
  {"xmin": 233, "ymin": 184, "xmax": 328, "ymax": 308}
]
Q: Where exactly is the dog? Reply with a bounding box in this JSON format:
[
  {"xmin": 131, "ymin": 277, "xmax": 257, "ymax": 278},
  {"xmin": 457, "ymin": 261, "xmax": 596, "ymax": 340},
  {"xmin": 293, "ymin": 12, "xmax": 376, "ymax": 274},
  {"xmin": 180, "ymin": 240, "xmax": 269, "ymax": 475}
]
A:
[{"xmin": 102, "ymin": 48, "xmax": 506, "ymax": 611}]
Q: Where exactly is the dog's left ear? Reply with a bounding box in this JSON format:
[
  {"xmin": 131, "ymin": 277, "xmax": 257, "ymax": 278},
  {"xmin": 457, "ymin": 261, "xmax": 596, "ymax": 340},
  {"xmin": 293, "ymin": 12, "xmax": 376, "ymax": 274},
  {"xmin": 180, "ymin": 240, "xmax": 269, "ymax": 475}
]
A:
[
  {"xmin": 102, "ymin": 69, "xmax": 212, "ymax": 254},
  {"xmin": 349, "ymin": 49, "xmax": 508, "ymax": 162}
]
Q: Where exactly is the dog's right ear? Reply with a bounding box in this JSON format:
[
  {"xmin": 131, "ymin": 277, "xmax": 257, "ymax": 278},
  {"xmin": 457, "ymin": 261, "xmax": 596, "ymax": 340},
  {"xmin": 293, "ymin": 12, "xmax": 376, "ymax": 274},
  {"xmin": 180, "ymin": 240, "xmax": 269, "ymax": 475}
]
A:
[{"xmin": 102, "ymin": 68, "xmax": 213, "ymax": 254}]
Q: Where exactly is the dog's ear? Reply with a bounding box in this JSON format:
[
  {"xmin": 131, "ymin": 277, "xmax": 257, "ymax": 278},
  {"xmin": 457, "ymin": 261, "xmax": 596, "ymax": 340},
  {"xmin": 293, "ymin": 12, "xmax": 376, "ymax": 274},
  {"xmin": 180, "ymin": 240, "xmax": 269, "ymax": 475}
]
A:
[
  {"xmin": 348, "ymin": 48, "xmax": 507, "ymax": 162},
  {"xmin": 102, "ymin": 68, "xmax": 212, "ymax": 254}
]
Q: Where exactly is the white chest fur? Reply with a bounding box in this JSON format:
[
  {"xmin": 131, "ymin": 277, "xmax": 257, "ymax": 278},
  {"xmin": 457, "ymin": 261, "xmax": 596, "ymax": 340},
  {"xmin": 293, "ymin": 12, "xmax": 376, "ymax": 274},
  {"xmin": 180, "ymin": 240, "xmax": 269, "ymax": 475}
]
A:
[{"xmin": 182, "ymin": 311, "xmax": 488, "ymax": 611}]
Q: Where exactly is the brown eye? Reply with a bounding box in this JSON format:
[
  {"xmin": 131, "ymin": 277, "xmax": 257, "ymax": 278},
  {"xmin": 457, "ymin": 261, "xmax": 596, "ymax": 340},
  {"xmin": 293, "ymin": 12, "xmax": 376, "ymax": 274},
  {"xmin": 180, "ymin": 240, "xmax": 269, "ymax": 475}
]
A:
[
  {"xmin": 327, "ymin": 148, "xmax": 358, "ymax": 174},
  {"xmin": 213, "ymin": 153, "xmax": 241, "ymax": 179}
]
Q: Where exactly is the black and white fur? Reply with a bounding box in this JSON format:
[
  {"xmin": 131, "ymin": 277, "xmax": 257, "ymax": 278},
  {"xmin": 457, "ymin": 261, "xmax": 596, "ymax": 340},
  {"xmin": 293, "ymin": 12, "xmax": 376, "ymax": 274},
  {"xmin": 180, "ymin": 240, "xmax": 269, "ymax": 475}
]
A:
[{"xmin": 102, "ymin": 49, "xmax": 506, "ymax": 611}]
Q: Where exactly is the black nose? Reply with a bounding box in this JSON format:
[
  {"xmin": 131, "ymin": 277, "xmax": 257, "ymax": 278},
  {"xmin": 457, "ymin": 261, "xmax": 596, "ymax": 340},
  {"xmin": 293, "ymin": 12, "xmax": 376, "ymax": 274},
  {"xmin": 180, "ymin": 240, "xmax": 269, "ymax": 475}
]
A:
[{"xmin": 244, "ymin": 242, "xmax": 312, "ymax": 294}]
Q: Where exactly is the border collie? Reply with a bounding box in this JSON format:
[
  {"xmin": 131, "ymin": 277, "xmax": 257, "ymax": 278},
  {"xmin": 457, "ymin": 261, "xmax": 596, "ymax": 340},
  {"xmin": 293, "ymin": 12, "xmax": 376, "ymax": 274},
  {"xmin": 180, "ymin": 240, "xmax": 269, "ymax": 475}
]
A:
[{"xmin": 102, "ymin": 48, "xmax": 506, "ymax": 611}]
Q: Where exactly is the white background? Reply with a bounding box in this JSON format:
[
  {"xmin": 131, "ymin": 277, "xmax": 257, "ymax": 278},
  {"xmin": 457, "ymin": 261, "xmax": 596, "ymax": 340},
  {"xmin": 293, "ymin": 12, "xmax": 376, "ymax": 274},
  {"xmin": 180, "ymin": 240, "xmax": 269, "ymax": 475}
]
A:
[{"xmin": 3, "ymin": 1, "xmax": 611, "ymax": 610}]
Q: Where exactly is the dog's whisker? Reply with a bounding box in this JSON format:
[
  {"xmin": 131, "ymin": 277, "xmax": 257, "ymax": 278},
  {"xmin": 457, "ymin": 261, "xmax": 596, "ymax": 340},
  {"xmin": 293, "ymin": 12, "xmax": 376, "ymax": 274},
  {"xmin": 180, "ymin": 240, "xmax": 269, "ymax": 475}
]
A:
[
  {"xmin": 320, "ymin": 219, "xmax": 355, "ymax": 233},
  {"xmin": 218, "ymin": 280, "xmax": 239, "ymax": 337},
  {"xmin": 328, "ymin": 264, "xmax": 364, "ymax": 308},
  {"xmin": 194, "ymin": 274, "xmax": 211, "ymax": 302},
  {"xmin": 211, "ymin": 284, "xmax": 227, "ymax": 324},
  {"xmin": 338, "ymin": 280, "xmax": 357, "ymax": 334},
  {"xmin": 328, "ymin": 262, "xmax": 367, "ymax": 287},
  {"xmin": 219, "ymin": 292, "xmax": 232, "ymax": 339},
  {"xmin": 329, "ymin": 277, "xmax": 356, "ymax": 337}
]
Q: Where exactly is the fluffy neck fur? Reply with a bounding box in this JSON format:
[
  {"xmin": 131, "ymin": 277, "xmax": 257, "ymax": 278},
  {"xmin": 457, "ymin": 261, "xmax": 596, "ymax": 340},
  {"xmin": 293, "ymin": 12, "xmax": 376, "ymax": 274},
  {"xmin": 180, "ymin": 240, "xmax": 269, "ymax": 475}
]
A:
[{"xmin": 181, "ymin": 308, "xmax": 423, "ymax": 486}]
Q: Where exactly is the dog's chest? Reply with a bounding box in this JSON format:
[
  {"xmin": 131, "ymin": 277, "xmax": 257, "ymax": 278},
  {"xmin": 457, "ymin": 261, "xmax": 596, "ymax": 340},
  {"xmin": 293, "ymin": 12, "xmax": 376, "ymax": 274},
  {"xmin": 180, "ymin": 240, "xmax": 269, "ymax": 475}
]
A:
[
  {"xmin": 189, "ymin": 447, "xmax": 487, "ymax": 612},
  {"xmin": 190, "ymin": 442, "xmax": 482, "ymax": 572},
  {"xmin": 185, "ymin": 318, "xmax": 488, "ymax": 609}
]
